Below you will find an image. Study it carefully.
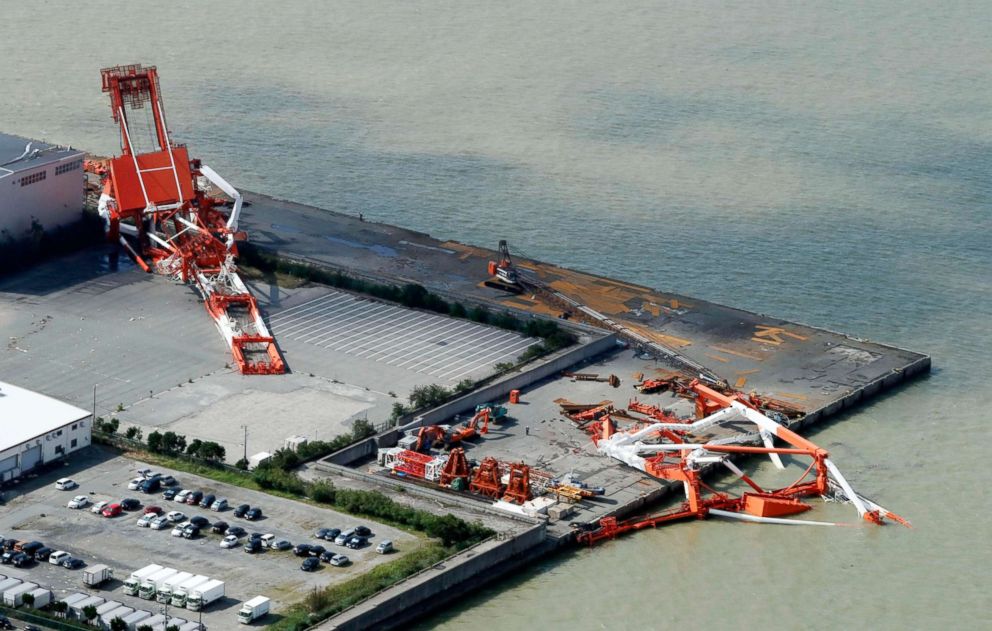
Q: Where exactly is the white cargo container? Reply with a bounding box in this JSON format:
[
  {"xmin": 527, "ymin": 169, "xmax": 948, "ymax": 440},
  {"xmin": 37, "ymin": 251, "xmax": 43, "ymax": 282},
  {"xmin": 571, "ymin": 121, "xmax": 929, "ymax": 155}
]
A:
[
  {"xmin": 186, "ymin": 578, "xmax": 224, "ymax": 611},
  {"xmin": 70, "ymin": 595, "xmax": 106, "ymax": 619},
  {"xmin": 152, "ymin": 617, "xmax": 187, "ymax": 631},
  {"xmin": 141, "ymin": 614, "xmax": 166, "ymax": 630},
  {"xmin": 170, "ymin": 575, "xmax": 210, "ymax": 608},
  {"xmin": 139, "ymin": 568, "xmax": 178, "ymax": 599},
  {"xmin": 83, "ymin": 563, "xmax": 114, "ymax": 587},
  {"xmin": 157, "ymin": 571, "xmax": 193, "ymax": 603},
  {"xmin": 25, "ymin": 588, "xmax": 52, "ymax": 609},
  {"xmin": 238, "ymin": 596, "xmax": 270, "ymax": 624},
  {"xmin": 3, "ymin": 581, "xmax": 38, "ymax": 607},
  {"xmin": 178, "ymin": 622, "xmax": 203, "ymax": 631},
  {"xmin": 0, "ymin": 578, "xmax": 22, "ymax": 596},
  {"xmin": 101, "ymin": 606, "xmax": 134, "ymax": 627},
  {"xmin": 122, "ymin": 609, "xmax": 152, "ymax": 630},
  {"xmin": 61, "ymin": 592, "xmax": 89, "ymax": 609},
  {"xmin": 124, "ymin": 564, "xmax": 164, "ymax": 596},
  {"xmin": 95, "ymin": 600, "xmax": 123, "ymax": 617}
]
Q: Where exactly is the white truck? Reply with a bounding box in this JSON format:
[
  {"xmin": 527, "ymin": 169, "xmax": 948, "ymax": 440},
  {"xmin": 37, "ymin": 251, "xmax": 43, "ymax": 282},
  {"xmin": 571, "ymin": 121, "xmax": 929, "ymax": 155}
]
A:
[
  {"xmin": 157, "ymin": 571, "xmax": 193, "ymax": 603},
  {"xmin": 25, "ymin": 588, "xmax": 52, "ymax": 609},
  {"xmin": 124, "ymin": 564, "xmax": 163, "ymax": 596},
  {"xmin": 170, "ymin": 575, "xmax": 210, "ymax": 608},
  {"xmin": 139, "ymin": 568, "xmax": 178, "ymax": 600},
  {"xmin": 3, "ymin": 581, "xmax": 38, "ymax": 607},
  {"xmin": 186, "ymin": 579, "xmax": 225, "ymax": 611},
  {"xmin": 83, "ymin": 564, "xmax": 114, "ymax": 587},
  {"xmin": 238, "ymin": 596, "xmax": 270, "ymax": 624}
]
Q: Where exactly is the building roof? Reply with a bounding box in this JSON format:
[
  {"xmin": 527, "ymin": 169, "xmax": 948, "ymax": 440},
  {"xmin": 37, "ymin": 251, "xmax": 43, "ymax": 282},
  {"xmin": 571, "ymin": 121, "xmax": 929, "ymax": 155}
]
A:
[
  {"xmin": 0, "ymin": 132, "xmax": 84, "ymax": 177},
  {"xmin": 0, "ymin": 381, "xmax": 90, "ymax": 450}
]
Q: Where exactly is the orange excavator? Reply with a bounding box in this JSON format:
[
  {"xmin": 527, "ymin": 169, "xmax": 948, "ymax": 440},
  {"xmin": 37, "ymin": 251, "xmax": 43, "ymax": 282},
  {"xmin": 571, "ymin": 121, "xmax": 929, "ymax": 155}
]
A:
[
  {"xmin": 448, "ymin": 408, "xmax": 491, "ymax": 444},
  {"xmin": 412, "ymin": 425, "xmax": 447, "ymax": 453}
]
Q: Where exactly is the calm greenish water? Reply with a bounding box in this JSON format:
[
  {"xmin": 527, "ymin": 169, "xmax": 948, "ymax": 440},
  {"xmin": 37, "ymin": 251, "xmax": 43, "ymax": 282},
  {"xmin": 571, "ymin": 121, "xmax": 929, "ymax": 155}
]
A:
[{"xmin": 1, "ymin": 2, "xmax": 989, "ymax": 628}]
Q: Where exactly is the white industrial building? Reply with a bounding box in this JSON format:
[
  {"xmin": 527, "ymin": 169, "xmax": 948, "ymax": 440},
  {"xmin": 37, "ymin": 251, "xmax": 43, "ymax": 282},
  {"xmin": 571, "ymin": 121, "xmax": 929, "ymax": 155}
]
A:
[
  {"xmin": 0, "ymin": 381, "xmax": 92, "ymax": 483},
  {"xmin": 0, "ymin": 132, "xmax": 86, "ymax": 238}
]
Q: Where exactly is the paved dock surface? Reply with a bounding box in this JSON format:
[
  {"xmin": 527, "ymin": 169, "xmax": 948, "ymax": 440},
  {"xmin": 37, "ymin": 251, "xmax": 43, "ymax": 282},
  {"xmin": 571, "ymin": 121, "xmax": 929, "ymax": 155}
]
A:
[{"xmin": 241, "ymin": 191, "xmax": 929, "ymax": 411}]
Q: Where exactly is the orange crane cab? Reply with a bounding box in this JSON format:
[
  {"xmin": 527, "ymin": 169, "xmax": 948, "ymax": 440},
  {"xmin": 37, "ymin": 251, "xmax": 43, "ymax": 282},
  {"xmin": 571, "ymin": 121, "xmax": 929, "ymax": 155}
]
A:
[{"xmin": 485, "ymin": 240, "xmax": 523, "ymax": 293}]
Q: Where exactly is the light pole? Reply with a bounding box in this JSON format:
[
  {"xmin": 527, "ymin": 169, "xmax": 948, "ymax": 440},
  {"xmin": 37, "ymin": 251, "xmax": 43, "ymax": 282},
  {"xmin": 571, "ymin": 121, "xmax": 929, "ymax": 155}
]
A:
[{"xmin": 241, "ymin": 424, "xmax": 248, "ymax": 462}]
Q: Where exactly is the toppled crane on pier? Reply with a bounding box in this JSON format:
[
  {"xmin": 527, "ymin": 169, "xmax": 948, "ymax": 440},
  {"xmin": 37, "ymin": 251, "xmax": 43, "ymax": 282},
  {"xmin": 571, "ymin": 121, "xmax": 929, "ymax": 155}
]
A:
[{"xmin": 86, "ymin": 64, "xmax": 284, "ymax": 374}]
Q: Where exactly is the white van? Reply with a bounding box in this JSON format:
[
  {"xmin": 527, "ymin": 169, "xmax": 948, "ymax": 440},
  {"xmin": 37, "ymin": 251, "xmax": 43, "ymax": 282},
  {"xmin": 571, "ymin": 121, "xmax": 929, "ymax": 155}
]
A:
[{"xmin": 334, "ymin": 529, "xmax": 356, "ymax": 546}]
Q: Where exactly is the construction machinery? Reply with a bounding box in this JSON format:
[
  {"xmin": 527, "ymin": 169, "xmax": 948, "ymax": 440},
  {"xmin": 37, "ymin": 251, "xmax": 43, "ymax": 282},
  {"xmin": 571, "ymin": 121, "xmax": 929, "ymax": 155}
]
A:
[
  {"xmin": 576, "ymin": 378, "xmax": 909, "ymax": 545},
  {"xmin": 469, "ymin": 457, "xmax": 504, "ymax": 499},
  {"xmin": 439, "ymin": 448, "xmax": 470, "ymax": 489},
  {"xmin": 484, "ymin": 240, "xmax": 521, "ymax": 292},
  {"xmin": 501, "ymin": 463, "xmax": 533, "ymax": 505},
  {"xmin": 86, "ymin": 64, "xmax": 283, "ymax": 375},
  {"xmin": 411, "ymin": 425, "xmax": 447, "ymax": 453},
  {"xmin": 448, "ymin": 408, "xmax": 491, "ymax": 443}
]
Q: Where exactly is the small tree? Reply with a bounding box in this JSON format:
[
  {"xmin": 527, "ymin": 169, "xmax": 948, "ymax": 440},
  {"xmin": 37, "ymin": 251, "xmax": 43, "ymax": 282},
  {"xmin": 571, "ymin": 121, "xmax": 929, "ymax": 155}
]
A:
[
  {"xmin": 21, "ymin": 592, "xmax": 34, "ymax": 608},
  {"xmin": 51, "ymin": 600, "xmax": 69, "ymax": 618},
  {"xmin": 351, "ymin": 418, "xmax": 375, "ymax": 440},
  {"xmin": 125, "ymin": 426, "xmax": 142, "ymax": 441},
  {"xmin": 166, "ymin": 625, "xmax": 180, "ymax": 631},
  {"xmin": 235, "ymin": 458, "xmax": 249, "ymax": 470},
  {"xmin": 83, "ymin": 604, "xmax": 98, "ymax": 625},
  {"xmin": 137, "ymin": 625, "xmax": 153, "ymax": 631},
  {"xmin": 186, "ymin": 438, "xmax": 204, "ymax": 457},
  {"xmin": 110, "ymin": 616, "xmax": 127, "ymax": 631}
]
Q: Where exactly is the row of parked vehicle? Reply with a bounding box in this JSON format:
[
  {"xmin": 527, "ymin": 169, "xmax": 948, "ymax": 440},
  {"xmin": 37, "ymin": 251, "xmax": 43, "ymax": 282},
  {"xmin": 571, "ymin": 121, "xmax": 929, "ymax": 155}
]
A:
[{"xmin": 0, "ymin": 537, "xmax": 84, "ymax": 570}]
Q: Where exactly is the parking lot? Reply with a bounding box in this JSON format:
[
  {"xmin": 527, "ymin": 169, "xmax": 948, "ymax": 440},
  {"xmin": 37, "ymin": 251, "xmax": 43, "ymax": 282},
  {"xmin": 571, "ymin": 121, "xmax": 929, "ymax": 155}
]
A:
[
  {"xmin": 0, "ymin": 448, "xmax": 420, "ymax": 630},
  {"xmin": 267, "ymin": 288, "xmax": 540, "ymax": 383}
]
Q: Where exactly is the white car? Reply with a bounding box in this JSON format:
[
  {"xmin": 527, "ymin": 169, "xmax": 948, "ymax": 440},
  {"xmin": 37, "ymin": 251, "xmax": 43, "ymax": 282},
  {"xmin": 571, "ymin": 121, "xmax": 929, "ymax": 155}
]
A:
[
  {"xmin": 91, "ymin": 500, "xmax": 110, "ymax": 514},
  {"xmin": 219, "ymin": 535, "xmax": 239, "ymax": 549},
  {"xmin": 136, "ymin": 514, "xmax": 155, "ymax": 527},
  {"xmin": 135, "ymin": 467, "xmax": 151, "ymax": 478},
  {"xmin": 166, "ymin": 510, "xmax": 186, "ymax": 523},
  {"xmin": 145, "ymin": 471, "xmax": 162, "ymax": 480},
  {"xmin": 67, "ymin": 495, "xmax": 90, "ymax": 509},
  {"xmin": 55, "ymin": 478, "xmax": 78, "ymax": 490},
  {"xmin": 174, "ymin": 489, "xmax": 191, "ymax": 503},
  {"xmin": 150, "ymin": 516, "xmax": 170, "ymax": 530},
  {"xmin": 171, "ymin": 525, "xmax": 185, "ymax": 537},
  {"xmin": 49, "ymin": 550, "xmax": 71, "ymax": 566},
  {"xmin": 260, "ymin": 534, "xmax": 276, "ymax": 548},
  {"xmin": 127, "ymin": 478, "xmax": 144, "ymax": 490}
]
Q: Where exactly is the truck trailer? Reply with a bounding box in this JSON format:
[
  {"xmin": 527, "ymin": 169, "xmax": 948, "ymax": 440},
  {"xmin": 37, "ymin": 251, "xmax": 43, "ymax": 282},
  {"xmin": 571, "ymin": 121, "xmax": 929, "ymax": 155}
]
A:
[
  {"xmin": 25, "ymin": 588, "xmax": 52, "ymax": 609},
  {"xmin": 83, "ymin": 564, "xmax": 114, "ymax": 587},
  {"xmin": 124, "ymin": 564, "xmax": 163, "ymax": 596},
  {"xmin": 170, "ymin": 575, "xmax": 210, "ymax": 608},
  {"xmin": 157, "ymin": 571, "xmax": 193, "ymax": 603},
  {"xmin": 139, "ymin": 568, "xmax": 178, "ymax": 599},
  {"xmin": 186, "ymin": 579, "xmax": 224, "ymax": 611},
  {"xmin": 3, "ymin": 581, "xmax": 38, "ymax": 607}
]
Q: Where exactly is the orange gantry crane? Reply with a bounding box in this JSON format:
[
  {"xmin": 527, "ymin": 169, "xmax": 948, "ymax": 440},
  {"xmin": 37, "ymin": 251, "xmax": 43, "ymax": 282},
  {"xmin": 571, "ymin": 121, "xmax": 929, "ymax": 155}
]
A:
[
  {"xmin": 578, "ymin": 379, "xmax": 909, "ymax": 544},
  {"xmin": 87, "ymin": 64, "xmax": 283, "ymax": 374},
  {"xmin": 469, "ymin": 457, "xmax": 504, "ymax": 499}
]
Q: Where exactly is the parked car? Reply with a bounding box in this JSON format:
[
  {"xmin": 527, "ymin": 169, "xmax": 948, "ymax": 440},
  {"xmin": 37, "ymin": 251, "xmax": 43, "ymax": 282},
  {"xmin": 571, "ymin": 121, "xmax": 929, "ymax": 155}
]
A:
[
  {"xmin": 139, "ymin": 478, "xmax": 161, "ymax": 494},
  {"xmin": 185, "ymin": 491, "xmax": 204, "ymax": 506},
  {"xmin": 354, "ymin": 525, "xmax": 372, "ymax": 537},
  {"xmin": 162, "ymin": 488, "xmax": 178, "ymax": 501},
  {"xmin": 136, "ymin": 514, "xmax": 155, "ymax": 528},
  {"xmin": 314, "ymin": 528, "xmax": 332, "ymax": 539},
  {"xmin": 334, "ymin": 529, "xmax": 356, "ymax": 545},
  {"xmin": 127, "ymin": 478, "xmax": 144, "ymax": 491},
  {"xmin": 199, "ymin": 494, "xmax": 216, "ymax": 509},
  {"xmin": 220, "ymin": 534, "xmax": 239, "ymax": 549},
  {"xmin": 244, "ymin": 538, "xmax": 262, "ymax": 554},
  {"xmin": 90, "ymin": 500, "xmax": 110, "ymax": 514},
  {"xmin": 300, "ymin": 557, "xmax": 320, "ymax": 572},
  {"xmin": 102, "ymin": 503, "xmax": 123, "ymax": 518},
  {"xmin": 189, "ymin": 515, "xmax": 210, "ymax": 529},
  {"xmin": 376, "ymin": 540, "xmax": 394, "ymax": 554},
  {"xmin": 144, "ymin": 471, "xmax": 162, "ymax": 480},
  {"xmin": 182, "ymin": 525, "xmax": 200, "ymax": 539},
  {"xmin": 120, "ymin": 498, "xmax": 141, "ymax": 511},
  {"xmin": 11, "ymin": 552, "xmax": 31, "ymax": 567},
  {"xmin": 63, "ymin": 557, "xmax": 85, "ymax": 569},
  {"xmin": 292, "ymin": 543, "xmax": 312, "ymax": 557},
  {"xmin": 319, "ymin": 550, "xmax": 335, "ymax": 562},
  {"xmin": 175, "ymin": 489, "xmax": 192, "ymax": 503},
  {"xmin": 161, "ymin": 475, "xmax": 177, "ymax": 486},
  {"xmin": 260, "ymin": 534, "xmax": 276, "ymax": 548},
  {"xmin": 210, "ymin": 498, "xmax": 228, "ymax": 511},
  {"xmin": 20, "ymin": 541, "xmax": 44, "ymax": 556},
  {"xmin": 272, "ymin": 540, "xmax": 292, "ymax": 551},
  {"xmin": 135, "ymin": 468, "xmax": 151, "ymax": 478},
  {"xmin": 34, "ymin": 547, "xmax": 53, "ymax": 562},
  {"xmin": 150, "ymin": 516, "xmax": 170, "ymax": 530},
  {"xmin": 225, "ymin": 526, "xmax": 247, "ymax": 538},
  {"xmin": 211, "ymin": 521, "xmax": 229, "ymax": 534},
  {"xmin": 2, "ymin": 539, "xmax": 18, "ymax": 551},
  {"xmin": 245, "ymin": 507, "xmax": 263, "ymax": 520},
  {"xmin": 55, "ymin": 478, "xmax": 78, "ymax": 490},
  {"xmin": 166, "ymin": 510, "xmax": 186, "ymax": 523},
  {"xmin": 144, "ymin": 505, "xmax": 163, "ymax": 515},
  {"xmin": 171, "ymin": 525, "xmax": 185, "ymax": 537},
  {"xmin": 323, "ymin": 528, "xmax": 341, "ymax": 542},
  {"xmin": 49, "ymin": 550, "xmax": 71, "ymax": 566},
  {"xmin": 233, "ymin": 504, "xmax": 250, "ymax": 518},
  {"xmin": 0, "ymin": 614, "xmax": 13, "ymax": 630},
  {"xmin": 67, "ymin": 495, "xmax": 90, "ymax": 509},
  {"xmin": 1, "ymin": 550, "xmax": 15, "ymax": 564},
  {"xmin": 346, "ymin": 536, "xmax": 367, "ymax": 550},
  {"xmin": 330, "ymin": 554, "xmax": 350, "ymax": 567}
]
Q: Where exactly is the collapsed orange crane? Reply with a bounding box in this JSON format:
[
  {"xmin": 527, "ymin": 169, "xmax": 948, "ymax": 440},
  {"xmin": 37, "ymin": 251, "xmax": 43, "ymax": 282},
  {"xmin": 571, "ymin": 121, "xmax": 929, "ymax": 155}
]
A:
[
  {"xmin": 578, "ymin": 379, "xmax": 909, "ymax": 544},
  {"xmin": 87, "ymin": 64, "xmax": 283, "ymax": 374}
]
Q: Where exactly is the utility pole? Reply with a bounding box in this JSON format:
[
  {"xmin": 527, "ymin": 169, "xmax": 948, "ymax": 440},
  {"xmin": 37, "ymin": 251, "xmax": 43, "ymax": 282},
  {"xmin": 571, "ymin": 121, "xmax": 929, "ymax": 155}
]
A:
[
  {"xmin": 241, "ymin": 424, "xmax": 248, "ymax": 462},
  {"xmin": 92, "ymin": 384, "xmax": 97, "ymax": 422}
]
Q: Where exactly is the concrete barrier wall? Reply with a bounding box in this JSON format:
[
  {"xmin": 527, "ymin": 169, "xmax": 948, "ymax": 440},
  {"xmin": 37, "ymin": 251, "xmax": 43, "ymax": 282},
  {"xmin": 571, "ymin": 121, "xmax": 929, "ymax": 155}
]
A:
[
  {"xmin": 324, "ymin": 524, "xmax": 548, "ymax": 631},
  {"xmin": 402, "ymin": 333, "xmax": 619, "ymax": 431}
]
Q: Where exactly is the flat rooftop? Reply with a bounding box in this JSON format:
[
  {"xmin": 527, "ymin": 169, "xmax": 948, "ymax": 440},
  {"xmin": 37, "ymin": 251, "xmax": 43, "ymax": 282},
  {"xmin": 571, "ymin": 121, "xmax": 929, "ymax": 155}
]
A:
[
  {"xmin": 0, "ymin": 380, "xmax": 90, "ymax": 449},
  {"xmin": 0, "ymin": 131, "xmax": 82, "ymax": 175}
]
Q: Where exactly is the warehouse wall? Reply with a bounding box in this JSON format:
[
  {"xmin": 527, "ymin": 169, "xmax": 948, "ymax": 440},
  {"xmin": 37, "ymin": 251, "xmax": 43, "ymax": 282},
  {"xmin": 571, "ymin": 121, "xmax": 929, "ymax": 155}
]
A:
[
  {"xmin": 0, "ymin": 154, "xmax": 86, "ymax": 237},
  {"xmin": 0, "ymin": 417, "xmax": 91, "ymax": 483}
]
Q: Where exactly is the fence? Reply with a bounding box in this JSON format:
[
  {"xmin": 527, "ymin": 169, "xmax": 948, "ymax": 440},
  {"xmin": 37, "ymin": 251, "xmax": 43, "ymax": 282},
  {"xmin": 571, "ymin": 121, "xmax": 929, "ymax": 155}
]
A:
[{"xmin": 0, "ymin": 605, "xmax": 89, "ymax": 631}]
